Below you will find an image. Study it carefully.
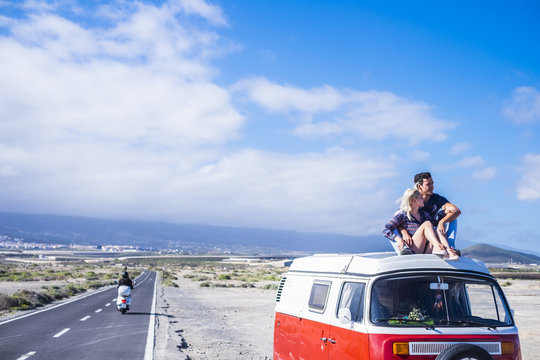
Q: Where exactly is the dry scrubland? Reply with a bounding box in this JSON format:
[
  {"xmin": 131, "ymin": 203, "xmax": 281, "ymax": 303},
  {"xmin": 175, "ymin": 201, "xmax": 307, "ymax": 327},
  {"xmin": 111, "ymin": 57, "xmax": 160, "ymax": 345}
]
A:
[
  {"xmin": 2, "ymin": 257, "xmax": 540, "ymax": 360},
  {"xmin": 0, "ymin": 260, "xmax": 140, "ymax": 313}
]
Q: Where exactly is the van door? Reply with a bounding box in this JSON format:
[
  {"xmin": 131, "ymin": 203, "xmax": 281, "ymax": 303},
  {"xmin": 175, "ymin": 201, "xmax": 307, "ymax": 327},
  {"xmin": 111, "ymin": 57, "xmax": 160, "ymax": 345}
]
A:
[
  {"xmin": 299, "ymin": 280, "xmax": 332, "ymax": 359},
  {"xmin": 328, "ymin": 282, "xmax": 369, "ymax": 360}
]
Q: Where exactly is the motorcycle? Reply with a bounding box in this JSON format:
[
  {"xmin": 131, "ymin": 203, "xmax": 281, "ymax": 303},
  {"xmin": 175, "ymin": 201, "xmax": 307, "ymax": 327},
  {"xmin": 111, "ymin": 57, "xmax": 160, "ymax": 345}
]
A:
[{"xmin": 116, "ymin": 285, "xmax": 132, "ymax": 314}]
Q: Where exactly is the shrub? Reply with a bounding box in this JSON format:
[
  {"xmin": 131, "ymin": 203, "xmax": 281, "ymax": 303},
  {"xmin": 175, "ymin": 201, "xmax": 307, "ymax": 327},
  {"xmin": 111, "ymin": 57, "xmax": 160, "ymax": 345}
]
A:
[
  {"xmin": 0, "ymin": 294, "xmax": 10, "ymax": 311},
  {"xmin": 162, "ymin": 279, "xmax": 179, "ymax": 288},
  {"xmin": 239, "ymin": 282, "xmax": 255, "ymax": 288},
  {"xmin": 87, "ymin": 282, "xmax": 103, "ymax": 290},
  {"xmin": 85, "ymin": 271, "xmax": 98, "ymax": 280},
  {"xmin": 217, "ymin": 274, "xmax": 231, "ymax": 280}
]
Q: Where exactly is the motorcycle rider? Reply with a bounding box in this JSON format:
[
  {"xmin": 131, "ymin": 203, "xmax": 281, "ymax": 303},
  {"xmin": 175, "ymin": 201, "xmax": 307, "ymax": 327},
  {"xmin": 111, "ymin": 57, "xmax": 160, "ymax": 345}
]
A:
[
  {"xmin": 117, "ymin": 270, "xmax": 133, "ymax": 311},
  {"xmin": 118, "ymin": 271, "xmax": 134, "ymax": 289}
]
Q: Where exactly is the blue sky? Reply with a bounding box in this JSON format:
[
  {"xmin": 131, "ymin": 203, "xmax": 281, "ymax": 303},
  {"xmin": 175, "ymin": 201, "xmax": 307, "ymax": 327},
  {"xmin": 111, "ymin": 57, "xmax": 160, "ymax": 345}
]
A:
[{"xmin": 0, "ymin": 0, "xmax": 539, "ymax": 253}]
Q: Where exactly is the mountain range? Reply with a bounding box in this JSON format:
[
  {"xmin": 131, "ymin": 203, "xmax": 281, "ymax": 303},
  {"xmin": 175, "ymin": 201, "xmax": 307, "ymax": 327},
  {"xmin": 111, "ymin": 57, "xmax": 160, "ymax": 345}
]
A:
[
  {"xmin": 0, "ymin": 212, "xmax": 389, "ymax": 254},
  {"xmin": 461, "ymin": 243, "xmax": 540, "ymax": 265},
  {"xmin": 2, "ymin": 212, "xmax": 538, "ymax": 264}
]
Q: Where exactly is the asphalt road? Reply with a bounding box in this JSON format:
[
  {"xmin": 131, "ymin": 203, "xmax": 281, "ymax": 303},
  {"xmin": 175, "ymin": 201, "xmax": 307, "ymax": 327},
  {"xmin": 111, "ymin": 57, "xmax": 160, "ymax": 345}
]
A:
[{"xmin": 0, "ymin": 271, "xmax": 157, "ymax": 360}]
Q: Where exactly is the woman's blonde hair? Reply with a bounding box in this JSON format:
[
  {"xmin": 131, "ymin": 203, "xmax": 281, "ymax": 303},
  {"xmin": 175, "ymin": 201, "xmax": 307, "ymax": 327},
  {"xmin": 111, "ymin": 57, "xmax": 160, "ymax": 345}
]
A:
[{"xmin": 396, "ymin": 188, "xmax": 421, "ymax": 220}]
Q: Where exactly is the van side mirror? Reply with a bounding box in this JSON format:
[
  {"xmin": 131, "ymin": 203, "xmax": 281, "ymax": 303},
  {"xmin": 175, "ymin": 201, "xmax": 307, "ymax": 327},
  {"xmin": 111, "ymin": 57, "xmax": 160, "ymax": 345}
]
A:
[{"xmin": 338, "ymin": 308, "xmax": 352, "ymax": 324}]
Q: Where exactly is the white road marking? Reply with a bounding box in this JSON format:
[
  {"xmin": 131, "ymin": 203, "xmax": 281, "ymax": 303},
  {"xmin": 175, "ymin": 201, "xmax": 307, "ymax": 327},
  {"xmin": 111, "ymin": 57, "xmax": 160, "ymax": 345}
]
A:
[
  {"xmin": 112, "ymin": 298, "xmax": 117, "ymax": 301},
  {"xmin": 80, "ymin": 316, "xmax": 91, "ymax": 321},
  {"xmin": 53, "ymin": 328, "xmax": 70, "ymax": 338},
  {"xmin": 95, "ymin": 308, "xmax": 102, "ymax": 313},
  {"xmin": 16, "ymin": 351, "xmax": 36, "ymax": 360},
  {"xmin": 105, "ymin": 303, "xmax": 111, "ymax": 307},
  {"xmin": 144, "ymin": 272, "xmax": 158, "ymax": 360}
]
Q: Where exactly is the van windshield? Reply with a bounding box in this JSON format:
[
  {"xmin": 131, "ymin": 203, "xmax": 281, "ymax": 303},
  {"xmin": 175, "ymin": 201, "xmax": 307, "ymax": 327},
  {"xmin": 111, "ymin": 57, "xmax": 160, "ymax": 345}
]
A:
[{"xmin": 370, "ymin": 274, "xmax": 513, "ymax": 328}]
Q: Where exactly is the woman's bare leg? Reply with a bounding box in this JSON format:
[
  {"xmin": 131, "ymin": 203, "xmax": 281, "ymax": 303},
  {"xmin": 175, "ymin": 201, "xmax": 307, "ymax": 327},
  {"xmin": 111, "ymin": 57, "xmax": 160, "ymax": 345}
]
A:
[
  {"xmin": 410, "ymin": 229, "xmax": 428, "ymax": 253},
  {"xmin": 413, "ymin": 222, "xmax": 446, "ymax": 254},
  {"xmin": 432, "ymin": 225, "xmax": 459, "ymax": 256}
]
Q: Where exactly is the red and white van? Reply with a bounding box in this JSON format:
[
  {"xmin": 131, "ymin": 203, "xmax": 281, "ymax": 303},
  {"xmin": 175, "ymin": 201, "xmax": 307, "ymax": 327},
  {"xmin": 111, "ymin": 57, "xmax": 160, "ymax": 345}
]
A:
[{"xmin": 273, "ymin": 252, "xmax": 521, "ymax": 360}]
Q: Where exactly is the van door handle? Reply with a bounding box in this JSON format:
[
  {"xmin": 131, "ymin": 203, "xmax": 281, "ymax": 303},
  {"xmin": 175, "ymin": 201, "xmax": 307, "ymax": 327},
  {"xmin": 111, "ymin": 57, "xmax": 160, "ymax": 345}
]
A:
[{"xmin": 328, "ymin": 338, "xmax": 336, "ymax": 344}]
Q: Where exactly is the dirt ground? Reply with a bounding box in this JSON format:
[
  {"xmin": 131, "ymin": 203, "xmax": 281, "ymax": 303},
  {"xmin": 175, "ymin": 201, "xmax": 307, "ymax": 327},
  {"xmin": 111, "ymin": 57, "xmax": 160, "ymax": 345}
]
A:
[
  {"xmin": 499, "ymin": 279, "xmax": 540, "ymax": 360},
  {"xmin": 153, "ymin": 270, "xmax": 275, "ymax": 360},
  {"xmin": 153, "ymin": 275, "xmax": 540, "ymax": 360}
]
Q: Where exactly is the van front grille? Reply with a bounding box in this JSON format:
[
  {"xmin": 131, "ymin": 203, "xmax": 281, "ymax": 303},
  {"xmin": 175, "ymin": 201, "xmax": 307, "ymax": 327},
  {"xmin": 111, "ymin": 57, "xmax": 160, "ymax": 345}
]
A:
[
  {"xmin": 409, "ymin": 342, "xmax": 501, "ymax": 355},
  {"xmin": 275, "ymin": 276, "xmax": 287, "ymax": 302}
]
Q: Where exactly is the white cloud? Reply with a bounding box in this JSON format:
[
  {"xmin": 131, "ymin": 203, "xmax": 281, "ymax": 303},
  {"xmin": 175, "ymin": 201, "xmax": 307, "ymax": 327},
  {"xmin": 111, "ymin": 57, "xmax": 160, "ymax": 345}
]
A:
[
  {"xmin": 517, "ymin": 154, "xmax": 540, "ymax": 201},
  {"xmin": 456, "ymin": 156, "xmax": 484, "ymax": 168},
  {"xmin": 0, "ymin": 165, "xmax": 17, "ymax": 176},
  {"xmin": 0, "ymin": 1, "xmax": 404, "ymax": 236},
  {"xmin": 233, "ymin": 77, "xmax": 344, "ymax": 113},
  {"xmin": 503, "ymin": 86, "xmax": 540, "ymax": 124},
  {"xmin": 0, "ymin": 144, "xmax": 398, "ymax": 235},
  {"xmin": 136, "ymin": 148, "xmax": 398, "ymax": 234},
  {"xmin": 409, "ymin": 150, "xmax": 430, "ymax": 161},
  {"xmin": 176, "ymin": 0, "xmax": 228, "ymax": 26},
  {"xmin": 450, "ymin": 142, "xmax": 471, "ymax": 155},
  {"xmin": 433, "ymin": 156, "xmax": 497, "ymax": 182},
  {"xmin": 0, "ymin": 1, "xmax": 243, "ymax": 151},
  {"xmin": 233, "ymin": 77, "xmax": 456, "ymax": 144},
  {"xmin": 472, "ymin": 167, "xmax": 496, "ymax": 180}
]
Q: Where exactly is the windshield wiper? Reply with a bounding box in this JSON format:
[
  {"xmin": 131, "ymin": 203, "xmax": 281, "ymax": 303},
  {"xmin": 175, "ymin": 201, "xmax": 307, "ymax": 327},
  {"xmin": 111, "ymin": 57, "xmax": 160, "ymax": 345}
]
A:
[
  {"xmin": 437, "ymin": 319, "xmax": 497, "ymax": 330},
  {"xmin": 376, "ymin": 318, "xmax": 435, "ymax": 330}
]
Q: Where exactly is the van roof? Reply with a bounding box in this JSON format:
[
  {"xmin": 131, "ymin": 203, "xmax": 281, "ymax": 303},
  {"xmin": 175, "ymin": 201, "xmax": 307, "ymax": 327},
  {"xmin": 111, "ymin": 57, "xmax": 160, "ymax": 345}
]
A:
[{"xmin": 289, "ymin": 252, "xmax": 491, "ymax": 277}]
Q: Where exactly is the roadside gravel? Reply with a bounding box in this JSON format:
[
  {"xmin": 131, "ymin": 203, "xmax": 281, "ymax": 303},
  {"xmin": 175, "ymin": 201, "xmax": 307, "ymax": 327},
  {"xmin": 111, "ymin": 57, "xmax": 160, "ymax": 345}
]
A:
[{"xmin": 153, "ymin": 272, "xmax": 275, "ymax": 360}]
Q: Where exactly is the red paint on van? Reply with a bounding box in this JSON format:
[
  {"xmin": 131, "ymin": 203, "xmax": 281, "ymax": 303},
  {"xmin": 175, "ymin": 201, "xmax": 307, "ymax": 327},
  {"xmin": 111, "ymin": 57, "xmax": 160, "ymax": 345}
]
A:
[
  {"xmin": 275, "ymin": 311, "xmax": 521, "ymax": 360},
  {"xmin": 274, "ymin": 312, "xmax": 370, "ymax": 360},
  {"xmin": 328, "ymin": 322, "xmax": 369, "ymax": 359},
  {"xmin": 274, "ymin": 313, "xmax": 330, "ymax": 360}
]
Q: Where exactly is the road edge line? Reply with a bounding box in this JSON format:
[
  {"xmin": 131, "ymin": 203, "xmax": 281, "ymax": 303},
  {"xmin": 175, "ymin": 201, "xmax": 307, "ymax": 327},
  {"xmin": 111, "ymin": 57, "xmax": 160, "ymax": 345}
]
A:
[
  {"xmin": 0, "ymin": 285, "xmax": 114, "ymax": 326},
  {"xmin": 144, "ymin": 271, "xmax": 158, "ymax": 360},
  {"xmin": 1, "ymin": 271, "xmax": 149, "ymax": 326}
]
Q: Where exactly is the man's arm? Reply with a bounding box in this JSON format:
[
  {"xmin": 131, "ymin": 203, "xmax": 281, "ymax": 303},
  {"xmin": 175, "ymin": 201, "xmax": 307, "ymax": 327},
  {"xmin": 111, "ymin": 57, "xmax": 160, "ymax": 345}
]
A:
[{"xmin": 436, "ymin": 202, "xmax": 461, "ymax": 236}]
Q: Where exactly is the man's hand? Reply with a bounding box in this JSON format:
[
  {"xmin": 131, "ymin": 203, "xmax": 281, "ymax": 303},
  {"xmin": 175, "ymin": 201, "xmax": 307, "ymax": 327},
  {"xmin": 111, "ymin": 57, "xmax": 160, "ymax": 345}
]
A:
[{"xmin": 437, "ymin": 221, "xmax": 447, "ymax": 237}]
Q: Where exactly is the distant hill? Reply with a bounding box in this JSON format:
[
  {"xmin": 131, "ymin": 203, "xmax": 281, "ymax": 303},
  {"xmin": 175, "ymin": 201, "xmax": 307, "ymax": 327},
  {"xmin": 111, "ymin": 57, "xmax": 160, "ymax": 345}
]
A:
[
  {"xmin": 462, "ymin": 243, "xmax": 540, "ymax": 264},
  {"xmin": 0, "ymin": 212, "xmax": 389, "ymax": 254}
]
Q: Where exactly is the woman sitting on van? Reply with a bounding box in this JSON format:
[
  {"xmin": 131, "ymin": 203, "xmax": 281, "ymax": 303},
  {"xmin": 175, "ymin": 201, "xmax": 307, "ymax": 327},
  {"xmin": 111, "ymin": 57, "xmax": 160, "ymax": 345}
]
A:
[{"xmin": 382, "ymin": 188, "xmax": 459, "ymax": 260}]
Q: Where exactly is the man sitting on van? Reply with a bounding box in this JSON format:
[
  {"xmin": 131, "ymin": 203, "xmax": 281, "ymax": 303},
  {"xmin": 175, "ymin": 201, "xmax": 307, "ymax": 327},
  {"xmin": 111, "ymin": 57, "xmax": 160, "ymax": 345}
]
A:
[{"xmin": 398, "ymin": 172, "xmax": 461, "ymax": 253}]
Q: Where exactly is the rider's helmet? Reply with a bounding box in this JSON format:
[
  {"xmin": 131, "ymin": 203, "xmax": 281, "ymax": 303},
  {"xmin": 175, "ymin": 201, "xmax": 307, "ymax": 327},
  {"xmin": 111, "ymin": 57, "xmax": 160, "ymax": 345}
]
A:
[{"xmin": 122, "ymin": 271, "xmax": 129, "ymax": 279}]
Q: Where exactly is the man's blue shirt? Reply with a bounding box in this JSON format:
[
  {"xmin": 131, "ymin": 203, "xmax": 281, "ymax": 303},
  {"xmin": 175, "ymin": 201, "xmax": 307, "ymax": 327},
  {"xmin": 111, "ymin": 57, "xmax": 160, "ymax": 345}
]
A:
[{"xmin": 422, "ymin": 193, "xmax": 448, "ymax": 221}]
